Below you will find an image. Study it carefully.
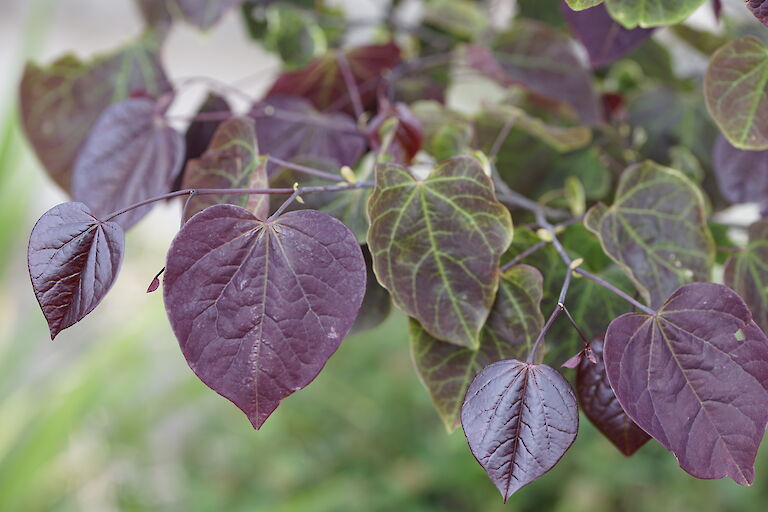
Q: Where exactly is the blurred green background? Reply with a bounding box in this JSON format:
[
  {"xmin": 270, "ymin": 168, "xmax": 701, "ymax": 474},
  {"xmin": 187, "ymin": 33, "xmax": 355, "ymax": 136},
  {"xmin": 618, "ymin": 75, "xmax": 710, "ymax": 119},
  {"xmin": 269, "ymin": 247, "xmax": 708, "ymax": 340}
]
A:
[{"xmin": 3, "ymin": 1, "xmax": 768, "ymax": 511}]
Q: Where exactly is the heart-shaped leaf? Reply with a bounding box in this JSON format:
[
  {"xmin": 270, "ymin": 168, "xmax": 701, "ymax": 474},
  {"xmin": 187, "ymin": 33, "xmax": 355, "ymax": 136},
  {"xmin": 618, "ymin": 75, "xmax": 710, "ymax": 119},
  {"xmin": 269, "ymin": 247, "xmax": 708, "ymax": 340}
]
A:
[
  {"xmin": 411, "ymin": 265, "xmax": 544, "ymax": 431},
  {"xmin": 181, "ymin": 117, "xmax": 269, "ymax": 222},
  {"xmin": 466, "ymin": 21, "xmax": 601, "ymax": 125},
  {"xmin": 266, "ymin": 42, "xmax": 401, "ymax": 116},
  {"xmin": 584, "ymin": 161, "xmax": 714, "ymax": 308},
  {"xmin": 461, "ymin": 360, "xmax": 579, "ymax": 501},
  {"xmin": 725, "ymin": 220, "xmax": 768, "ymax": 332},
  {"xmin": 745, "ymin": 0, "xmax": 768, "ymax": 26},
  {"xmin": 604, "ymin": 282, "xmax": 768, "ymax": 484},
  {"xmin": 604, "ymin": 0, "xmax": 706, "ymax": 28},
  {"xmin": 250, "ymin": 95, "xmax": 367, "ymax": 177},
  {"xmin": 563, "ymin": 3, "xmax": 654, "ymax": 68},
  {"xmin": 713, "ymin": 134, "xmax": 768, "ymax": 205},
  {"xmin": 367, "ymin": 155, "xmax": 514, "ymax": 349},
  {"xmin": 705, "ymin": 36, "xmax": 768, "ymax": 150},
  {"xmin": 163, "ymin": 205, "xmax": 366, "ymax": 428},
  {"xmin": 576, "ymin": 336, "xmax": 650, "ymax": 456},
  {"xmin": 28, "ymin": 202, "xmax": 124, "ymax": 339},
  {"xmin": 19, "ymin": 32, "xmax": 171, "ymax": 190},
  {"xmin": 71, "ymin": 97, "xmax": 184, "ymax": 229}
]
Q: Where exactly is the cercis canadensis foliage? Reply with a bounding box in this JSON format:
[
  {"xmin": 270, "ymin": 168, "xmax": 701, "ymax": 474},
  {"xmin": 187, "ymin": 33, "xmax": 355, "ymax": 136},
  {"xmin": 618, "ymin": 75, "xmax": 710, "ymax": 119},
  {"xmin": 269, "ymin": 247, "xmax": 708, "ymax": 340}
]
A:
[{"xmin": 21, "ymin": 0, "xmax": 768, "ymax": 500}]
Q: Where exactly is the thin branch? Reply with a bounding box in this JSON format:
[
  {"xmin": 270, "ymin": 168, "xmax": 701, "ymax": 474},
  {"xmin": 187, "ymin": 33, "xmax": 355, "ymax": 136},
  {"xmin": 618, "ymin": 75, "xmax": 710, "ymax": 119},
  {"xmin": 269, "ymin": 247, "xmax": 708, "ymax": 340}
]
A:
[
  {"xmin": 561, "ymin": 305, "xmax": 590, "ymax": 345},
  {"xmin": 489, "ymin": 116, "xmax": 515, "ymax": 161},
  {"xmin": 492, "ymin": 169, "xmax": 569, "ymax": 220},
  {"xmin": 104, "ymin": 181, "xmax": 373, "ymax": 223},
  {"xmin": 267, "ymin": 156, "xmax": 342, "ymax": 182},
  {"xmin": 336, "ymin": 50, "xmax": 364, "ymax": 120},
  {"xmin": 575, "ymin": 268, "xmax": 656, "ymax": 315},
  {"xmin": 500, "ymin": 240, "xmax": 548, "ymax": 273}
]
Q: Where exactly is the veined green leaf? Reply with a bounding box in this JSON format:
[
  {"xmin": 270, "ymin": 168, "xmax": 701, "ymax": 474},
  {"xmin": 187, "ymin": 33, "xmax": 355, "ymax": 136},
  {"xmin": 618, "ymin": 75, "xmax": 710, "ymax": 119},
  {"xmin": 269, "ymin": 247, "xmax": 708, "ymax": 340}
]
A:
[
  {"xmin": 565, "ymin": 0, "xmax": 604, "ymax": 10},
  {"xmin": 410, "ymin": 265, "xmax": 544, "ymax": 431},
  {"xmin": 584, "ymin": 161, "xmax": 714, "ymax": 308},
  {"xmin": 367, "ymin": 156, "xmax": 514, "ymax": 349},
  {"xmin": 724, "ymin": 220, "xmax": 768, "ymax": 332},
  {"xmin": 605, "ymin": 0, "xmax": 706, "ymax": 29}
]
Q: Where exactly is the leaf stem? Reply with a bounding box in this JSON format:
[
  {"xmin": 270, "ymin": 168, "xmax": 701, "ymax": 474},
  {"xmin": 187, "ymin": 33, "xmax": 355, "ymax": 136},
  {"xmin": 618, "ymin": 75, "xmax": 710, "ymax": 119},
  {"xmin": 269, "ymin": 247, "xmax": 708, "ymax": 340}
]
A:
[
  {"xmin": 560, "ymin": 304, "xmax": 590, "ymax": 345},
  {"xmin": 500, "ymin": 240, "xmax": 549, "ymax": 273},
  {"xmin": 336, "ymin": 50, "xmax": 365, "ymax": 120},
  {"xmin": 574, "ymin": 268, "xmax": 656, "ymax": 315},
  {"xmin": 267, "ymin": 156, "xmax": 343, "ymax": 182},
  {"xmin": 104, "ymin": 182, "xmax": 373, "ymax": 223}
]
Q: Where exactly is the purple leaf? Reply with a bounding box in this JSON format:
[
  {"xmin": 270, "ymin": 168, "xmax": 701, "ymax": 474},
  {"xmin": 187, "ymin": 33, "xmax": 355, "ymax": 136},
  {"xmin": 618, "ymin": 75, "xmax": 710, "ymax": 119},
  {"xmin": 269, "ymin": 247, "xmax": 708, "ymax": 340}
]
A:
[
  {"xmin": 250, "ymin": 95, "xmax": 367, "ymax": 177},
  {"xmin": 71, "ymin": 97, "xmax": 185, "ymax": 229},
  {"xmin": 368, "ymin": 102, "xmax": 424, "ymax": 165},
  {"xmin": 461, "ymin": 360, "xmax": 579, "ymax": 501},
  {"xmin": 28, "ymin": 202, "xmax": 124, "ymax": 339},
  {"xmin": 562, "ymin": 3, "xmax": 654, "ymax": 69},
  {"xmin": 713, "ymin": 134, "xmax": 768, "ymax": 205},
  {"xmin": 184, "ymin": 93, "xmax": 232, "ymax": 163},
  {"xmin": 19, "ymin": 33, "xmax": 171, "ymax": 191},
  {"xmin": 181, "ymin": 117, "xmax": 269, "ymax": 222},
  {"xmin": 367, "ymin": 156, "xmax": 514, "ymax": 349},
  {"xmin": 466, "ymin": 21, "xmax": 601, "ymax": 125},
  {"xmin": 163, "ymin": 205, "xmax": 366, "ymax": 428},
  {"xmin": 576, "ymin": 336, "xmax": 651, "ymax": 456},
  {"xmin": 604, "ymin": 282, "xmax": 768, "ymax": 484},
  {"xmin": 745, "ymin": 0, "xmax": 768, "ymax": 25},
  {"xmin": 724, "ymin": 220, "xmax": 768, "ymax": 332}
]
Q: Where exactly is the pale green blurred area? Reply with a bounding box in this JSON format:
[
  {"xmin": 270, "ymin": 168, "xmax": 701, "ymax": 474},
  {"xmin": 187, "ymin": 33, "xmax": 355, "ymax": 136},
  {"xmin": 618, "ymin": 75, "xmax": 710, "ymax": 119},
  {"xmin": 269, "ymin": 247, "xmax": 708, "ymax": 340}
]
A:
[{"xmin": 3, "ymin": 1, "xmax": 768, "ymax": 511}]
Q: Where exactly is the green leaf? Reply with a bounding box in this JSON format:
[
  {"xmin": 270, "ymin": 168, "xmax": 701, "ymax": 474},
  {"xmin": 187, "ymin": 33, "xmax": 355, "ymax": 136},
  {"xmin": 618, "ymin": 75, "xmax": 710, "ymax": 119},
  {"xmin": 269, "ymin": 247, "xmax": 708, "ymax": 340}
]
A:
[
  {"xmin": 423, "ymin": 0, "xmax": 488, "ymax": 42},
  {"xmin": 565, "ymin": 0, "xmax": 604, "ymax": 9},
  {"xmin": 584, "ymin": 161, "xmax": 714, "ymax": 308},
  {"xmin": 483, "ymin": 104, "xmax": 592, "ymax": 153},
  {"xmin": 411, "ymin": 101, "xmax": 473, "ymax": 161},
  {"xmin": 180, "ymin": 117, "xmax": 269, "ymax": 222},
  {"xmin": 705, "ymin": 36, "xmax": 768, "ymax": 150},
  {"xmin": 724, "ymin": 220, "xmax": 768, "ymax": 332},
  {"xmin": 410, "ymin": 265, "xmax": 544, "ymax": 431},
  {"xmin": 605, "ymin": 0, "xmax": 706, "ymax": 28},
  {"xmin": 367, "ymin": 156, "xmax": 514, "ymax": 349},
  {"xmin": 19, "ymin": 32, "xmax": 171, "ymax": 191}
]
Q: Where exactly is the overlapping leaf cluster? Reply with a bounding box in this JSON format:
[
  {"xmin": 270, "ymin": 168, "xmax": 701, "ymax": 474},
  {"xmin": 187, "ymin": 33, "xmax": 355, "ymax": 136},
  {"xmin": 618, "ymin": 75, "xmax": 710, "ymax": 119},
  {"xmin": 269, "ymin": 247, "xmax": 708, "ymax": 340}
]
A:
[{"xmin": 20, "ymin": 0, "xmax": 768, "ymax": 502}]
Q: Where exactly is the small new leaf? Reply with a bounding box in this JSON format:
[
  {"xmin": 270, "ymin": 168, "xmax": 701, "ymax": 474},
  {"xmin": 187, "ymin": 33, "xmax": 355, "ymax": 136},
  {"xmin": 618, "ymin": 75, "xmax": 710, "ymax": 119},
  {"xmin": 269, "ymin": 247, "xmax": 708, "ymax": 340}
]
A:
[{"xmin": 28, "ymin": 202, "xmax": 124, "ymax": 339}]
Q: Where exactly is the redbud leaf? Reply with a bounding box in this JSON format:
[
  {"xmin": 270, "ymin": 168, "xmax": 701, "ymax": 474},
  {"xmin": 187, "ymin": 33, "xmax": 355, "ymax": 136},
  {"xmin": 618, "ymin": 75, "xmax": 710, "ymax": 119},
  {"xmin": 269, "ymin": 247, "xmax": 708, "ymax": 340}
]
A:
[
  {"xmin": 604, "ymin": 0, "xmax": 706, "ymax": 28},
  {"xmin": 163, "ymin": 205, "xmax": 366, "ymax": 428},
  {"xmin": 411, "ymin": 265, "xmax": 544, "ymax": 431},
  {"xmin": 367, "ymin": 156, "xmax": 514, "ymax": 349},
  {"xmin": 745, "ymin": 0, "xmax": 768, "ymax": 26},
  {"xmin": 19, "ymin": 32, "xmax": 171, "ymax": 190},
  {"xmin": 584, "ymin": 161, "xmax": 714, "ymax": 308},
  {"xmin": 266, "ymin": 42, "xmax": 401, "ymax": 116},
  {"xmin": 184, "ymin": 93, "xmax": 232, "ymax": 163},
  {"xmin": 705, "ymin": 36, "xmax": 768, "ymax": 150},
  {"xmin": 181, "ymin": 117, "xmax": 269, "ymax": 222},
  {"xmin": 250, "ymin": 95, "xmax": 367, "ymax": 177},
  {"xmin": 564, "ymin": 0, "xmax": 603, "ymax": 9},
  {"xmin": 461, "ymin": 360, "xmax": 578, "ymax": 501},
  {"xmin": 604, "ymin": 283, "xmax": 768, "ymax": 484},
  {"xmin": 368, "ymin": 102, "xmax": 424, "ymax": 165},
  {"xmin": 576, "ymin": 336, "xmax": 650, "ymax": 456},
  {"xmin": 712, "ymin": 135, "xmax": 768, "ymax": 205},
  {"xmin": 350, "ymin": 245, "xmax": 391, "ymax": 335},
  {"xmin": 562, "ymin": 3, "xmax": 653, "ymax": 68},
  {"xmin": 71, "ymin": 97, "xmax": 185, "ymax": 229},
  {"xmin": 137, "ymin": 0, "xmax": 242, "ymax": 29},
  {"xmin": 466, "ymin": 21, "xmax": 601, "ymax": 125},
  {"xmin": 724, "ymin": 220, "xmax": 768, "ymax": 332},
  {"xmin": 28, "ymin": 202, "xmax": 124, "ymax": 339}
]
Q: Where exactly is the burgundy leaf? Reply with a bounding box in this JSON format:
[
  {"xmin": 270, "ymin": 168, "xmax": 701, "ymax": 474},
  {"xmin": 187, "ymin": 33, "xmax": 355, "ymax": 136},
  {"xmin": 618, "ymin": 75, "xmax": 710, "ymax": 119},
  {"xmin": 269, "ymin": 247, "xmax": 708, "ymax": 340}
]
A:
[
  {"xmin": 28, "ymin": 202, "xmax": 124, "ymax": 339},
  {"xmin": 713, "ymin": 134, "xmax": 768, "ymax": 205},
  {"xmin": 185, "ymin": 93, "xmax": 232, "ymax": 163},
  {"xmin": 163, "ymin": 205, "xmax": 366, "ymax": 428},
  {"xmin": 71, "ymin": 97, "xmax": 185, "ymax": 229},
  {"xmin": 266, "ymin": 42, "xmax": 401, "ymax": 116},
  {"xmin": 604, "ymin": 283, "xmax": 768, "ymax": 484},
  {"xmin": 746, "ymin": 0, "xmax": 768, "ymax": 25},
  {"xmin": 368, "ymin": 102, "xmax": 424, "ymax": 164},
  {"xmin": 562, "ymin": 3, "xmax": 654, "ymax": 69},
  {"xmin": 466, "ymin": 21, "xmax": 601, "ymax": 124},
  {"xmin": 576, "ymin": 337, "xmax": 651, "ymax": 456},
  {"xmin": 713, "ymin": 0, "xmax": 723, "ymax": 19},
  {"xmin": 461, "ymin": 360, "xmax": 578, "ymax": 501},
  {"xmin": 250, "ymin": 95, "xmax": 367, "ymax": 177},
  {"xmin": 19, "ymin": 33, "xmax": 171, "ymax": 190}
]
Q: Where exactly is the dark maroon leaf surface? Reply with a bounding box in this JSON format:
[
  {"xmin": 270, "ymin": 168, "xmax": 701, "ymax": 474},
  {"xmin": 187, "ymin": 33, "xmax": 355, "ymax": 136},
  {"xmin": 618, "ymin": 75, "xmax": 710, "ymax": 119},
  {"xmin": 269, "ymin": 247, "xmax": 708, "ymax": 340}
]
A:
[
  {"xmin": 461, "ymin": 360, "xmax": 578, "ymax": 501},
  {"xmin": 576, "ymin": 337, "xmax": 650, "ymax": 456},
  {"xmin": 19, "ymin": 33, "xmax": 171, "ymax": 190},
  {"xmin": 28, "ymin": 202, "xmax": 124, "ymax": 339},
  {"xmin": 266, "ymin": 42, "xmax": 401, "ymax": 116},
  {"xmin": 250, "ymin": 95, "xmax": 367, "ymax": 177},
  {"xmin": 71, "ymin": 97, "xmax": 185, "ymax": 229},
  {"xmin": 368, "ymin": 102, "xmax": 424, "ymax": 164},
  {"xmin": 163, "ymin": 205, "xmax": 366, "ymax": 428},
  {"xmin": 184, "ymin": 93, "xmax": 232, "ymax": 163},
  {"xmin": 562, "ymin": 3, "xmax": 654, "ymax": 68},
  {"xmin": 713, "ymin": 134, "xmax": 768, "ymax": 205},
  {"xmin": 466, "ymin": 21, "xmax": 601, "ymax": 124},
  {"xmin": 604, "ymin": 283, "xmax": 768, "ymax": 484},
  {"xmin": 746, "ymin": 0, "xmax": 768, "ymax": 25}
]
